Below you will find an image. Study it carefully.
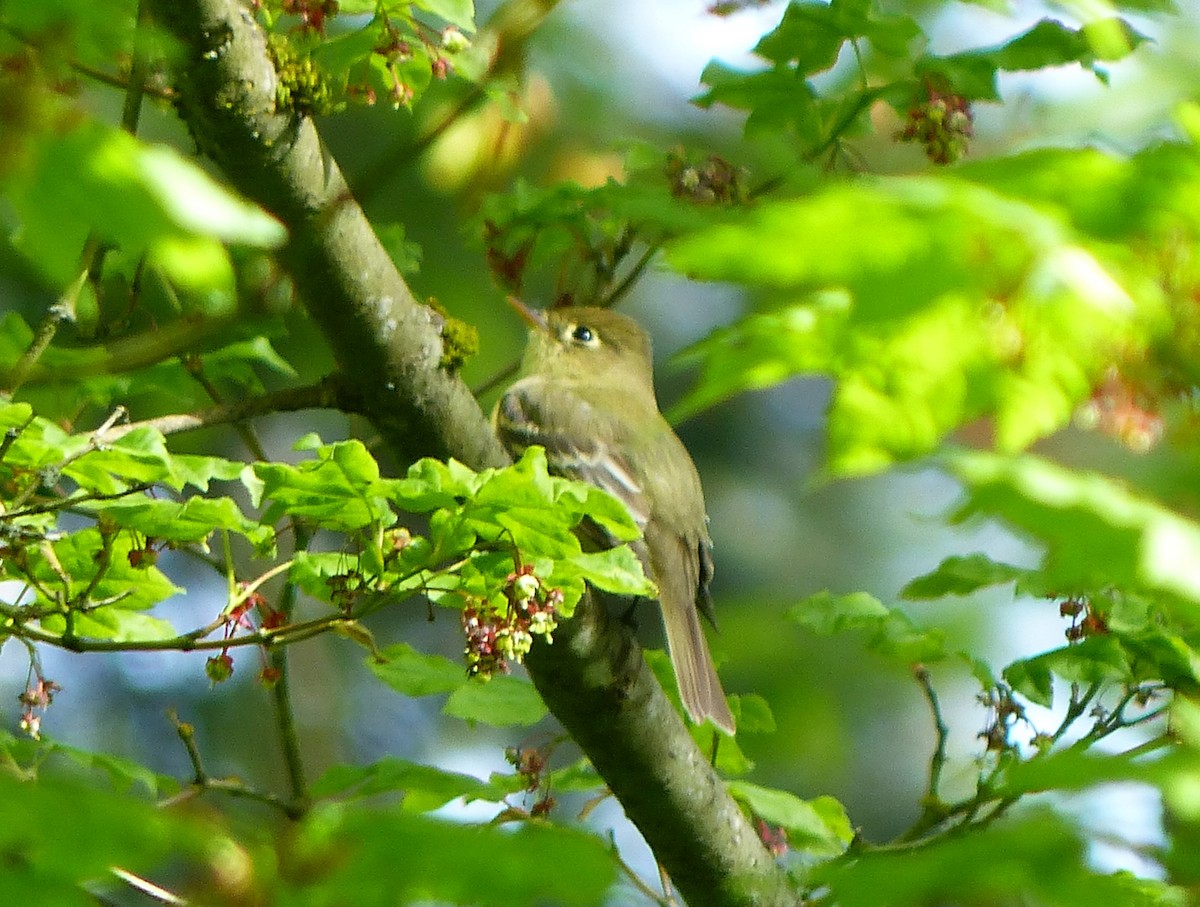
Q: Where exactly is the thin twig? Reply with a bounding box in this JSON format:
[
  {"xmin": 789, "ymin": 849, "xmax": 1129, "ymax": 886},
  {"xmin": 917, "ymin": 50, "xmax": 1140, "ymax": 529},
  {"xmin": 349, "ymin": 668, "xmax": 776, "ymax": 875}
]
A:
[
  {"xmin": 895, "ymin": 666, "xmax": 951, "ymax": 843},
  {"xmin": 120, "ymin": 0, "xmax": 153, "ymax": 135},
  {"xmin": 598, "ymin": 240, "xmax": 662, "ymax": 310},
  {"xmin": 3, "ymin": 608, "xmax": 357, "ymax": 653},
  {"xmin": 611, "ymin": 848, "xmax": 673, "ymax": 907},
  {"xmin": 471, "ymin": 358, "xmax": 521, "ymax": 399},
  {"xmin": 2, "ymin": 482, "xmax": 153, "ymax": 520},
  {"xmin": 97, "ymin": 380, "xmax": 343, "ymax": 443},
  {"xmin": 183, "ymin": 355, "xmax": 270, "ymax": 461},
  {"xmin": 270, "ymin": 523, "xmax": 313, "ymax": 811},
  {"xmin": 5, "ymin": 266, "xmax": 89, "ymax": 394},
  {"xmin": 163, "ymin": 710, "xmax": 301, "ymax": 817}
]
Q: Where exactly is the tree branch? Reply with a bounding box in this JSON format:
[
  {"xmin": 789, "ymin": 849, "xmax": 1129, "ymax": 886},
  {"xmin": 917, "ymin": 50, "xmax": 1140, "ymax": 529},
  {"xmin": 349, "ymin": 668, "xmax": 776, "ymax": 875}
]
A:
[
  {"xmin": 147, "ymin": 2, "xmax": 795, "ymax": 903},
  {"xmin": 148, "ymin": 0, "xmax": 505, "ymax": 470}
]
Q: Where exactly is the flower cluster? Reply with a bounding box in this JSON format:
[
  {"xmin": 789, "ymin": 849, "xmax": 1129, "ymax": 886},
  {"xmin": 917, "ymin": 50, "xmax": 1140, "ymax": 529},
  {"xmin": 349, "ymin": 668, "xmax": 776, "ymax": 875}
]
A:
[
  {"xmin": 1076, "ymin": 369, "xmax": 1164, "ymax": 453},
  {"xmin": 897, "ymin": 88, "xmax": 974, "ymax": 165},
  {"xmin": 504, "ymin": 743, "xmax": 557, "ymax": 818},
  {"xmin": 279, "ymin": 0, "xmax": 339, "ymax": 35},
  {"xmin": 205, "ymin": 586, "xmax": 287, "ymax": 687},
  {"xmin": 462, "ymin": 565, "xmax": 561, "ymax": 679},
  {"xmin": 1059, "ymin": 596, "xmax": 1108, "ymax": 642},
  {"xmin": 18, "ymin": 675, "xmax": 62, "ymax": 740},
  {"xmin": 665, "ymin": 151, "xmax": 745, "ymax": 205},
  {"xmin": 977, "ymin": 685, "xmax": 1028, "ymax": 752}
]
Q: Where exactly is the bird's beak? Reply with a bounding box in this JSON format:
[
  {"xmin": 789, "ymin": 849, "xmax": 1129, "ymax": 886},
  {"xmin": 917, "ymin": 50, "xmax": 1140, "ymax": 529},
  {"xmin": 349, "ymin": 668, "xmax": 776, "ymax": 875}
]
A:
[{"xmin": 506, "ymin": 295, "xmax": 549, "ymax": 332}]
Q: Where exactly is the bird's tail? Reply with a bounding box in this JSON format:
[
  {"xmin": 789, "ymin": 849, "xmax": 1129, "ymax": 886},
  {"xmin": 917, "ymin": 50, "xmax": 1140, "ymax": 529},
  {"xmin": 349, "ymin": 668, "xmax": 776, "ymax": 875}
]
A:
[{"xmin": 660, "ymin": 591, "xmax": 736, "ymax": 735}]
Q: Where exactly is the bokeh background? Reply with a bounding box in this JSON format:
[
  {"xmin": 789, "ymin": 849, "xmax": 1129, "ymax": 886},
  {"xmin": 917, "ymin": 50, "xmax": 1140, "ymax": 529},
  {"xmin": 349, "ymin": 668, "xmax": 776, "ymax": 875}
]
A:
[{"xmin": 2, "ymin": 0, "xmax": 1196, "ymax": 890}]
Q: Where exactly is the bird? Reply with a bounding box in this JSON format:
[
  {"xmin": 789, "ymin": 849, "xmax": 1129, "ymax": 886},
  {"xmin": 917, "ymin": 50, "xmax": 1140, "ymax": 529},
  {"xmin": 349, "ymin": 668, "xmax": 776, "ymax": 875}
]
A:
[{"xmin": 494, "ymin": 301, "xmax": 735, "ymax": 734}]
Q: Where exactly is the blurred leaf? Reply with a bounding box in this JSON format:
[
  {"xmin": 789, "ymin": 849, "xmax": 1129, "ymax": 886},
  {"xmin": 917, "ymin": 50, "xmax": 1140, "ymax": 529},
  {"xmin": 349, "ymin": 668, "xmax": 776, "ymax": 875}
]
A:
[
  {"xmin": 370, "ymin": 643, "xmax": 467, "ymax": 697},
  {"xmin": 754, "ymin": 0, "xmax": 919, "ymax": 71},
  {"xmin": 788, "ymin": 591, "xmax": 891, "ymax": 634},
  {"xmin": 920, "ymin": 18, "xmax": 1151, "ymax": 100},
  {"xmin": 902, "ymin": 553, "xmax": 1028, "ymax": 599},
  {"xmin": 10, "ymin": 121, "xmax": 284, "ymax": 287},
  {"xmin": 999, "ymin": 747, "xmax": 1192, "ymax": 798},
  {"xmin": 376, "ymin": 222, "xmax": 423, "ymax": 275},
  {"xmin": 668, "ymin": 176, "xmax": 1159, "ymax": 473},
  {"xmin": 311, "ymin": 757, "xmax": 503, "ymax": 812},
  {"xmin": 816, "ymin": 810, "xmax": 1176, "ymax": 906},
  {"xmin": 0, "ymin": 772, "xmax": 203, "ymax": 904},
  {"xmin": 726, "ymin": 780, "xmax": 852, "ymax": 856},
  {"xmin": 443, "ymin": 674, "xmax": 548, "ymax": 727},
  {"xmin": 412, "ymin": 0, "xmax": 475, "ymax": 30},
  {"xmin": 734, "ymin": 693, "xmax": 777, "ymax": 734},
  {"xmin": 946, "ymin": 450, "xmax": 1200, "ymax": 614},
  {"xmin": 288, "ymin": 804, "xmax": 615, "ymax": 906},
  {"xmin": 33, "ymin": 737, "xmax": 176, "ymax": 797},
  {"xmin": 789, "ymin": 592, "xmax": 946, "ymax": 662}
]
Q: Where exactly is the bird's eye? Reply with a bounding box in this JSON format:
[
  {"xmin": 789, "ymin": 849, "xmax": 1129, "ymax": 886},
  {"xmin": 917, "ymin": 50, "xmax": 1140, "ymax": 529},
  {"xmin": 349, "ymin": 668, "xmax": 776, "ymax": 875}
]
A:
[{"xmin": 571, "ymin": 324, "xmax": 595, "ymax": 345}]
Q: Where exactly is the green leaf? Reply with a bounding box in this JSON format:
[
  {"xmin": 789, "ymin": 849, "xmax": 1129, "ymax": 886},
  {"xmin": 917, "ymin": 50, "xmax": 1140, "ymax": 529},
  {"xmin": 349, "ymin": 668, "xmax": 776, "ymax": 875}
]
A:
[
  {"xmin": 289, "ymin": 804, "xmax": 616, "ymax": 907},
  {"xmin": 370, "ymin": 643, "xmax": 467, "ymax": 697},
  {"xmin": 1003, "ymin": 637, "xmax": 1132, "ymax": 707},
  {"xmin": 23, "ymin": 529, "xmax": 181, "ymax": 625},
  {"xmin": 815, "ymin": 809, "xmax": 1169, "ymax": 906},
  {"xmin": 788, "ymin": 591, "xmax": 891, "ymax": 635},
  {"xmin": 64, "ymin": 425, "xmax": 246, "ymax": 494},
  {"xmin": 10, "ymin": 121, "xmax": 284, "ymax": 287},
  {"xmin": 754, "ymin": 0, "xmax": 918, "ymax": 72},
  {"xmin": 0, "ymin": 772, "xmax": 204, "ymax": 902},
  {"xmin": 412, "ymin": 0, "xmax": 475, "ymax": 31},
  {"xmin": 37, "ymin": 738, "xmax": 175, "ymax": 797},
  {"xmin": 81, "ymin": 495, "xmax": 269, "ymax": 547},
  {"xmin": 752, "ymin": 2, "xmax": 848, "ymax": 74},
  {"xmin": 254, "ymin": 438, "xmax": 396, "ymax": 531},
  {"xmin": 565, "ymin": 547, "xmax": 654, "ymax": 598},
  {"xmin": 789, "ymin": 592, "xmax": 945, "ymax": 662},
  {"xmin": 443, "ymin": 675, "xmax": 548, "ymax": 727},
  {"xmin": 999, "ymin": 747, "xmax": 1193, "ymax": 798},
  {"xmin": 946, "ymin": 450, "xmax": 1200, "ymax": 613},
  {"xmin": 311, "ymin": 758, "xmax": 503, "ymax": 812},
  {"xmin": 667, "ymin": 176, "xmax": 1159, "ymax": 473},
  {"xmin": 920, "ymin": 18, "xmax": 1151, "ymax": 100},
  {"xmin": 1002, "ymin": 654, "xmax": 1054, "ymax": 707},
  {"xmin": 734, "ymin": 693, "xmax": 777, "ymax": 735},
  {"xmin": 726, "ymin": 780, "xmax": 852, "ymax": 856},
  {"xmin": 901, "ymin": 553, "xmax": 1028, "ymax": 599}
]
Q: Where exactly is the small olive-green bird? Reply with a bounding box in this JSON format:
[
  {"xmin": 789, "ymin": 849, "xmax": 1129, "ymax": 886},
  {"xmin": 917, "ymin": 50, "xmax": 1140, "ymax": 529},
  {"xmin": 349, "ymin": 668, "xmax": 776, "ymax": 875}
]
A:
[{"xmin": 494, "ymin": 302, "xmax": 735, "ymax": 734}]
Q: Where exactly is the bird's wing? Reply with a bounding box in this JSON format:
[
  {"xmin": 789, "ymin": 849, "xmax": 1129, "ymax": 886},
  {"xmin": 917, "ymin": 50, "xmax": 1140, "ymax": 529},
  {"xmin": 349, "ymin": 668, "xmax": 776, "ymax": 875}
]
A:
[{"xmin": 495, "ymin": 379, "xmax": 652, "ymax": 528}]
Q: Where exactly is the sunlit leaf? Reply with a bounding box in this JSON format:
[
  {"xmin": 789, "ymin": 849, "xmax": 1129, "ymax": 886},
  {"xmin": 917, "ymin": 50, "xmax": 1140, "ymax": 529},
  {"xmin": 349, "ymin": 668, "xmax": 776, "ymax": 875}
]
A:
[
  {"xmin": 946, "ymin": 450, "xmax": 1200, "ymax": 613},
  {"xmin": 443, "ymin": 674, "xmax": 548, "ymax": 727},
  {"xmin": 311, "ymin": 757, "xmax": 504, "ymax": 812},
  {"xmin": 726, "ymin": 780, "xmax": 852, "ymax": 856},
  {"xmin": 370, "ymin": 643, "xmax": 467, "ymax": 697}
]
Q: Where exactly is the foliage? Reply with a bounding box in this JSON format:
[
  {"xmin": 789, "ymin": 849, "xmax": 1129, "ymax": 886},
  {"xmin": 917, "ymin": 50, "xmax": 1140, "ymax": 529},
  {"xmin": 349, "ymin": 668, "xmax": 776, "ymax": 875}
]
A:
[{"xmin": 3, "ymin": 0, "xmax": 1200, "ymax": 903}]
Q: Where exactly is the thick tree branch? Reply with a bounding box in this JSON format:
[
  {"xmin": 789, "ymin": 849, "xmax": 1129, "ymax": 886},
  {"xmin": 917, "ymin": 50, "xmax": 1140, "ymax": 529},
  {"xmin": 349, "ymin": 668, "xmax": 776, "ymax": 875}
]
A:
[
  {"xmin": 147, "ymin": 2, "xmax": 796, "ymax": 904},
  {"xmin": 150, "ymin": 0, "xmax": 505, "ymax": 469},
  {"xmin": 528, "ymin": 595, "xmax": 797, "ymax": 906}
]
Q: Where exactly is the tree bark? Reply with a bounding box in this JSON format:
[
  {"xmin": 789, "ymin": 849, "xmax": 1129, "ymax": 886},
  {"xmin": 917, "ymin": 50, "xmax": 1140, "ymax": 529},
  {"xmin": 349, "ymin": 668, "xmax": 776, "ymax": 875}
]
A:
[{"xmin": 149, "ymin": 2, "xmax": 798, "ymax": 903}]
